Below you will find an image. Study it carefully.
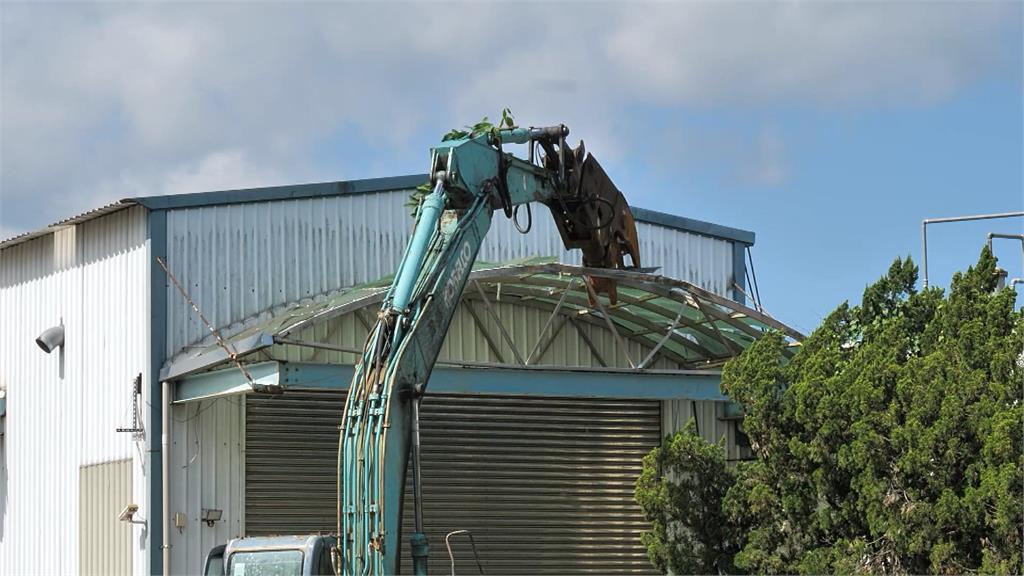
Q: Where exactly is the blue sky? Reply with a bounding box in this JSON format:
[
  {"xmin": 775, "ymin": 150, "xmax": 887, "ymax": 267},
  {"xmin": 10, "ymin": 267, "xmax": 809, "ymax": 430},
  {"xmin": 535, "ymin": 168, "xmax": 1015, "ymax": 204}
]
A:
[{"xmin": 2, "ymin": 2, "xmax": 1021, "ymax": 333}]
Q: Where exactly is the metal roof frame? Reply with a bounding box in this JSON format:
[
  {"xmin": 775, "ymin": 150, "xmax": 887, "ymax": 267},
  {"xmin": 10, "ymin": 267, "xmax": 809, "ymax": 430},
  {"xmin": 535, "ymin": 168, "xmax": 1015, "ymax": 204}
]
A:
[{"xmin": 161, "ymin": 262, "xmax": 802, "ymax": 382}]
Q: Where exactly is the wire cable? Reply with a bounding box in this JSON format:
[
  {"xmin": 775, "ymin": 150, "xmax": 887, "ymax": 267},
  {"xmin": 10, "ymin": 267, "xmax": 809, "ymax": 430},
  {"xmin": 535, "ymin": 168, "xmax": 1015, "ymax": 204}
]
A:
[{"xmin": 513, "ymin": 202, "xmax": 533, "ymax": 234}]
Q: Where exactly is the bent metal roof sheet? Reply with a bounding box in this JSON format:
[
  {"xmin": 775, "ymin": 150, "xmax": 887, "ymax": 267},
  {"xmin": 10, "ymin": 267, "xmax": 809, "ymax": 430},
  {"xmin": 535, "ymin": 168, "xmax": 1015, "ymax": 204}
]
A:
[{"xmin": 161, "ymin": 260, "xmax": 803, "ymax": 382}]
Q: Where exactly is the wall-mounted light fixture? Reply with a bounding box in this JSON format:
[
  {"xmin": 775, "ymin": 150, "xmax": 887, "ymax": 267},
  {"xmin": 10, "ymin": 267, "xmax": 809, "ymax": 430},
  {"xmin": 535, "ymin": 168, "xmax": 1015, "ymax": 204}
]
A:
[
  {"xmin": 201, "ymin": 508, "xmax": 223, "ymax": 527},
  {"xmin": 36, "ymin": 323, "xmax": 64, "ymax": 354},
  {"xmin": 118, "ymin": 504, "xmax": 146, "ymax": 525}
]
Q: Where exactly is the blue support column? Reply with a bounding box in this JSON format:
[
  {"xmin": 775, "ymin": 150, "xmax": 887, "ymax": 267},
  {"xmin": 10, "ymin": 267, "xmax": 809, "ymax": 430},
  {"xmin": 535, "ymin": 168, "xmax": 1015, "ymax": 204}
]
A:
[
  {"xmin": 732, "ymin": 241, "xmax": 747, "ymax": 305},
  {"xmin": 147, "ymin": 209, "xmax": 167, "ymax": 575}
]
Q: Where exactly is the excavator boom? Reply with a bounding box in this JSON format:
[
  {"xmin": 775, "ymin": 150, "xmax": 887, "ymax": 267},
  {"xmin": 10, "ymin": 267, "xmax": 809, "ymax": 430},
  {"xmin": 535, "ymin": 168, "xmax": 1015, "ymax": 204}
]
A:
[{"xmin": 336, "ymin": 124, "xmax": 640, "ymax": 575}]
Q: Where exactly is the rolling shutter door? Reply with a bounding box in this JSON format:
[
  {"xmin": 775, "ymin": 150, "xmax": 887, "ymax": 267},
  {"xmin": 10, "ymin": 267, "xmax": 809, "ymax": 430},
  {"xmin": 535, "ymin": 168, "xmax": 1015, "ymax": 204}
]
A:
[
  {"xmin": 246, "ymin": 391, "xmax": 660, "ymax": 575},
  {"xmin": 246, "ymin": 390, "xmax": 346, "ymax": 534}
]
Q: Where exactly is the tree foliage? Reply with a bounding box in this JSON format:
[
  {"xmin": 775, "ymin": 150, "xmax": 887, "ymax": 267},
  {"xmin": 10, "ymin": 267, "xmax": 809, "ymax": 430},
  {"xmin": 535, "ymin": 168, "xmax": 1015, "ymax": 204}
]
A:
[
  {"xmin": 637, "ymin": 248, "xmax": 1023, "ymax": 574},
  {"xmin": 635, "ymin": 420, "xmax": 744, "ymax": 574}
]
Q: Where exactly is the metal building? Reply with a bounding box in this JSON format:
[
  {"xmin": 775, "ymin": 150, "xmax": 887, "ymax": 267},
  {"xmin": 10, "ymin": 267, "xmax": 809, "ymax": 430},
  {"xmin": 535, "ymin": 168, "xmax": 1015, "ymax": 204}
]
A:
[{"xmin": 0, "ymin": 175, "xmax": 801, "ymax": 575}]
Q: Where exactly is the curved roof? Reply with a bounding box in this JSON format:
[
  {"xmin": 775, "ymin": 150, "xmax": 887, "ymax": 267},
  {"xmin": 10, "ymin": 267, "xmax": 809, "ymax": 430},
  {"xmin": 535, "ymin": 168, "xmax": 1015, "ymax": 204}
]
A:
[{"xmin": 162, "ymin": 261, "xmax": 802, "ymax": 381}]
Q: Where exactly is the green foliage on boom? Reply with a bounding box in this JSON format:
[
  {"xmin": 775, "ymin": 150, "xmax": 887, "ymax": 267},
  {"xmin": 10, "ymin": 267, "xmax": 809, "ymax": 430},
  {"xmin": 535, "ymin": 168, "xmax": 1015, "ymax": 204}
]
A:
[
  {"xmin": 407, "ymin": 109, "xmax": 518, "ymax": 215},
  {"xmin": 636, "ymin": 248, "xmax": 1023, "ymax": 574}
]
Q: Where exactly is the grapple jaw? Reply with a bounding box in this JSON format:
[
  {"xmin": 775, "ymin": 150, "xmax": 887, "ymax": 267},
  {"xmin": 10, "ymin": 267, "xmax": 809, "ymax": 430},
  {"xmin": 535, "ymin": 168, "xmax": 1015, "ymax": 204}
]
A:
[{"xmin": 542, "ymin": 140, "xmax": 642, "ymax": 304}]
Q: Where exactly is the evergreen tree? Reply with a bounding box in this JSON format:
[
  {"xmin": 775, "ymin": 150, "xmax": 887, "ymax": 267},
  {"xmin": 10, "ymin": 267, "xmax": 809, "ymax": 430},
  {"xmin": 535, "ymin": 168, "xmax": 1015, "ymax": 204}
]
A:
[{"xmin": 636, "ymin": 248, "xmax": 1023, "ymax": 574}]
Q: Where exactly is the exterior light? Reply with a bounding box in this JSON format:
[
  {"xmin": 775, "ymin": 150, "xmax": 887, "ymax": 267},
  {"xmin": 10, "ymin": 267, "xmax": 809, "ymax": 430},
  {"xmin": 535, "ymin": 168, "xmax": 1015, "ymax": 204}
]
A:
[
  {"xmin": 201, "ymin": 508, "xmax": 223, "ymax": 527},
  {"xmin": 118, "ymin": 504, "xmax": 145, "ymax": 525},
  {"xmin": 36, "ymin": 324, "xmax": 64, "ymax": 354}
]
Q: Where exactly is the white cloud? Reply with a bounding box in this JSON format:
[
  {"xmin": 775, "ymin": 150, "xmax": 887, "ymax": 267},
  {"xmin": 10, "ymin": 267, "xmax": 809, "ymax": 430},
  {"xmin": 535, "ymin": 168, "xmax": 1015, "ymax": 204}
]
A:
[
  {"xmin": 605, "ymin": 2, "xmax": 1014, "ymax": 106},
  {"xmin": 92, "ymin": 148, "xmax": 290, "ymax": 204},
  {"xmin": 0, "ymin": 1, "xmax": 1017, "ymax": 237}
]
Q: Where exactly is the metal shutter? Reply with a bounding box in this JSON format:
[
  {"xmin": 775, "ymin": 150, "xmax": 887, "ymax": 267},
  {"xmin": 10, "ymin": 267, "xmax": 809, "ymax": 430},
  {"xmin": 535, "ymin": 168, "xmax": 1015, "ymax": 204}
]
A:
[
  {"xmin": 246, "ymin": 391, "xmax": 660, "ymax": 575},
  {"xmin": 246, "ymin": 390, "xmax": 346, "ymax": 534}
]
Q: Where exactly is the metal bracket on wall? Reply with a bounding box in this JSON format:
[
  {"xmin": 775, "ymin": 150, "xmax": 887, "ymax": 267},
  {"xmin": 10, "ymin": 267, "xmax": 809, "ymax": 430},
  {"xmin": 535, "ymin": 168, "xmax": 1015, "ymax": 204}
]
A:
[{"xmin": 116, "ymin": 373, "xmax": 145, "ymax": 438}]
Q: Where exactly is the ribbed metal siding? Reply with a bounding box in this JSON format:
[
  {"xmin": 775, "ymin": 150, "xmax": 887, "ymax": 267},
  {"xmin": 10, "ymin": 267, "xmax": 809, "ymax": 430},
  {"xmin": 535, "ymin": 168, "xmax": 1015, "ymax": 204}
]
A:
[
  {"xmin": 80, "ymin": 459, "xmax": 132, "ymax": 576},
  {"xmin": 0, "ymin": 206, "xmax": 149, "ymax": 576},
  {"xmin": 164, "ymin": 191, "xmax": 735, "ymax": 360},
  {"xmin": 164, "ymin": 193, "xmax": 411, "ymax": 359},
  {"xmin": 168, "ymin": 397, "xmax": 246, "ymax": 575},
  {"xmin": 245, "ymin": 392, "xmax": 660, "ymax": 575},
  {"xmin": 634, "ymin": 221, "xmax": 734, "ymax": 297},
  {"xmin": 662, "ymin": 399, "xmax": 751, "ymax": 461}
]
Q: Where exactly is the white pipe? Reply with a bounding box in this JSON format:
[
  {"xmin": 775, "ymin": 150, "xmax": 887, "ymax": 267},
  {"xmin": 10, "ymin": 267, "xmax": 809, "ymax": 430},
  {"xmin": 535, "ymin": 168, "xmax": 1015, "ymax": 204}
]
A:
[
  {"xmin": 162, "ymin": 379, "xmax": 171, "ymax": 575},
  {"xmin": 921, "ymin": 211, "xmax": 1024, "ymax": 288}
]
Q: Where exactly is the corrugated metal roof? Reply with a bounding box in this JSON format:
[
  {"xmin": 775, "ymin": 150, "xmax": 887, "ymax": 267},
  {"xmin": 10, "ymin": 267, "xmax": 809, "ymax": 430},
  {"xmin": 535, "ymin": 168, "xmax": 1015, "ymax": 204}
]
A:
[{"xmin": 0, "ymin": 200, "xmax": 138, "ymax": 251}]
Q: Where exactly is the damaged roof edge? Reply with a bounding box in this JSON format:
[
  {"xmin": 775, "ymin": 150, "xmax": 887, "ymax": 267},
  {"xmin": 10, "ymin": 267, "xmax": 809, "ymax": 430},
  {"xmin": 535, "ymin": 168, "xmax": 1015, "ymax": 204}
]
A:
[{"xmin": 2, "ymin": 173, "xmax": 755, "ymax": 251}]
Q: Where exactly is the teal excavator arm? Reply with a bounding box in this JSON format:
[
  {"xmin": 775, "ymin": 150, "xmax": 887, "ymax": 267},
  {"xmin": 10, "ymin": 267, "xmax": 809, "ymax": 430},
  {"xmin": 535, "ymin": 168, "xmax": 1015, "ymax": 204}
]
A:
[{"xmin": 336, "ymin": 125, "xmax": 641, "ymax": 576}]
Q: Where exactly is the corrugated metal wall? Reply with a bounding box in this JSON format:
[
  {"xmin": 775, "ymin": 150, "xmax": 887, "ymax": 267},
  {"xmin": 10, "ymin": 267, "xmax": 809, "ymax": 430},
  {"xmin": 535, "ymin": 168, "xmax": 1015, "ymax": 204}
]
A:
[
  {"xmin": 80, "ymin": 459, "xmax": 133, "ymax": 576},
  {"xmin": 662, "ymin": 399, "xmax": 752, "ymax": 461},
  {"xmin": 164, "ymin": 191, "xmax": 736, "ymax": 360},
  {"xmin": 168, "ymin": 396, "xmax": 246, "ymax": 575},
  {"xmin": 244, "ymin": 391, "xmax": 661, "ymax": 575},
  {"xmin": 0, "ymin": 206, "xmax": 150, "ymax": 576}
]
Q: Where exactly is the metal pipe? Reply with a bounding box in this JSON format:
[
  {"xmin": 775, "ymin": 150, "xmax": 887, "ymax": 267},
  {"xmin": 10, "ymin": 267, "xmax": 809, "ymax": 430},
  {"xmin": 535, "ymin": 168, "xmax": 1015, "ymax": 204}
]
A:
[
  {"xmin": 986, "ymin": 232, "xmax": 1024, "ymax": 251},
  {"xmin": 162, "ymin": 379, "xmax": 171, "ymax": 575},
  {"xmin": 986, "ymin": 233, "xmax": 1024, "ymax": 273},
  {"xmin": 409, "ymin": 385, "xmax": 429, "ymax": 576},
  {"xmin": 1010, "ymin": 278, "xmax": 1024, "ymax": 289},
  {"xmin": 411, "ymin": 392, "xmax": 424, "ymax": 533},
  {"xmin": 445, "ymin": 530, "xmax": 485, "ymax": 576},
  {"xmin": 920, "ymin": 211, "xmax": 1024, "ymax": 288}
]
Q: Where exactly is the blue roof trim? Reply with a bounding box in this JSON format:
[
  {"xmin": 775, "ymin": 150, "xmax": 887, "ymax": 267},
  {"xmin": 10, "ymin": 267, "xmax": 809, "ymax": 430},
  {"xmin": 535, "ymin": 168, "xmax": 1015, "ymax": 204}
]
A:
[
  {"xmin": 125, "ymin": 173, "xmax": 754, "ymax": 244},
  {"xmin": 127, "ymin": 174, "xmax": 427, "ymax": 211},
  {"xmin": 631, "ymin": 206, "xmax": 755, "ymax": 245}
]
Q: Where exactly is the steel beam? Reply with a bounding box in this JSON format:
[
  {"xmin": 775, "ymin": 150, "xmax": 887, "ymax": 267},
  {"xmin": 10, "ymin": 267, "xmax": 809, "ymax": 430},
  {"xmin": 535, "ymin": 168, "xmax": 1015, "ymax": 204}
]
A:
[{"xmin": 172, "ymin": 361, "xmax": 727, "ymax": 402}]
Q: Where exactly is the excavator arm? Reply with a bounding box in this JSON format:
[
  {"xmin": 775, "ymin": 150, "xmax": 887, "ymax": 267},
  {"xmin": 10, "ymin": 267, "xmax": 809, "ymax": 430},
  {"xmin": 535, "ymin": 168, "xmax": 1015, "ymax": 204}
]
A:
[{"xmin": 336, "ymin": 125, "xmax": 640, "ymax": 576}]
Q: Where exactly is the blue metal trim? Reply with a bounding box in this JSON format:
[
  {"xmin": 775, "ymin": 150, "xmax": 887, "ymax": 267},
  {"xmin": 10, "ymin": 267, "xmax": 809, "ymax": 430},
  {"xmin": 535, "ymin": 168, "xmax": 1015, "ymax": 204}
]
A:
[
  {"xmin": 126, "ymin": 175, "xmax": 427, "ymax": 211},
  {"xmin": 175, "ymin": 362, "xmax": 726, "ymax": 401},
  {"xmin": 631, "ymin": 206, "xmax": 755, "ymax": 246},
  {"xmin": 431, "ymin": 366, "xmax": 724, "ymax": 400},
  {"xmin": 147, "ymin": 208, "xmax": 167, "ymax": 576},
  {"xmin": 284, "ymin": 362, "xmax": 727, "ymax": 401},
  {"xmin": 732, "ymin": 241, "xmax": 747, "ymax": 304}
]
